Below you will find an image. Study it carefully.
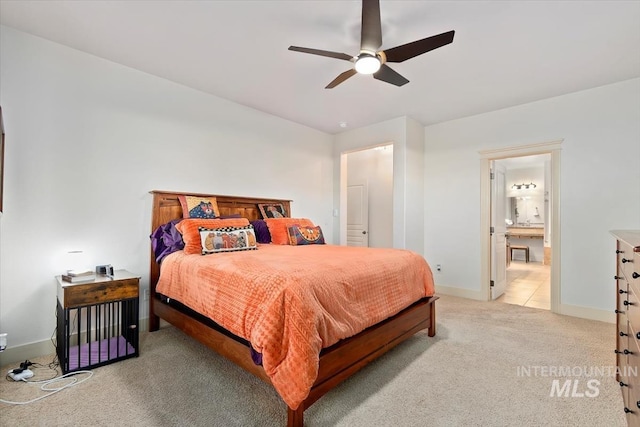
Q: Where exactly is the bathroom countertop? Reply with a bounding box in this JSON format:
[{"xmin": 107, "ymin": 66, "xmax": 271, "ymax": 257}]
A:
[{"xmin": 507, "ymin": 227, "xmax": 544, "ymax": 238}]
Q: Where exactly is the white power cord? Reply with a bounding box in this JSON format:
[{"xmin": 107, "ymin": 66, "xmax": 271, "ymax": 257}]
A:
[{"xmin": 0, "ymin": 370, "xmax": 93, "ymax": 405}]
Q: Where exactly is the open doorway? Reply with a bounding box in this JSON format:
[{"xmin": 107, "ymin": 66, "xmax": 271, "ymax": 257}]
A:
[
  {"xmin": 479, "ymin": 141, "xmax": 562, "ymax": 314},
  {"xmin": 495, "ymin": 154, "xmax": 551, "ymax": 309},
  {"xmin": 342, "ymin": 144, "xmax": 394, "ymax": 248}
]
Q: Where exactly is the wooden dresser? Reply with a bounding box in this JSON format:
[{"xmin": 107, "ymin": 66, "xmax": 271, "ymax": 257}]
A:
[{"xmin": 612, "ymin": 230, "xmax": 640, "ymax": 425}]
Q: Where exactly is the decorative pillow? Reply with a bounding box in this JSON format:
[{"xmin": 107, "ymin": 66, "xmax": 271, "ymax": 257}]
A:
[
  {"xmin": 288, "ymin": 225, "xmax": 325, "ymax": 246},
  {"xmin": 264, "ymin": 218, "xmax": 314, "ymax": 245},
  {"xmin": 176, "ymin": 218, "xmax": 250, "ymax": 254},
  {"xmin": 178, "ymin": 195, "xmax": 221, "ymax": 219},
  {"xmin": 199, "ymin": 225, "xmax": 257, "ymax": 255},
  {"xmin": 250, "ymin": 220, "xmax": 272, "ymax": 244},
  {"xmin": 150, "ymin": 219, "xmax": 184, "ymax": 263}
]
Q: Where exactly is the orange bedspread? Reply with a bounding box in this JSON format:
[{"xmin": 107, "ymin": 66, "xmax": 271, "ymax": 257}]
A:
[{"xmin": 156, "ymin": 244, "xmax": 434, "ymax": 409}]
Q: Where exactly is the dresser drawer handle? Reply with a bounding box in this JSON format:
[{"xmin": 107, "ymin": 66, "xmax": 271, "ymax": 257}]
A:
[
  {"xmin": 637, "ymin": 401, "xmax": 640, "ymax": 409},
  {"xmin": 621, "ymin": 381, "xmax": 629, "ymax": 387},
  {"xmin": 623, "ymin": 258, "xmax": 633, "ymax": 264},
  {"xmin": 617, "ymin": 250, "xmax": 625, "ymax": 254},
  {"xmin": 636, "ymin": 332, "xmax": 640, "ymax": 340},
  {"xmin": 621, "ymin": 289, "xmax": 629, "ymax": 294},
  {"xmin": 616, "ymin": 349, "xmax": 624, "ymax": 354},
  {"xmin": 634, "ymin": 272, "xmax": 640, "ymax": 279},
  {"xmin": 625, "ymin": 349, "xmax": 634, "ymax": 355},
  {"xmin": 616, "ymin": 309, "xmax": 625, "ymax": 314},
  {"xmin": 616, "ymin": 275, "xmax": 624, "ymax": 280},
  {"xmin": 625, "ymin": 300, "xmax": 634, "ymax": 306},
  {"xmin": 620, "ymin": 331, "xmax": 629, "ymax": 337},
  {"xmin": 625, "ymin": 407, "xmax": 634, "ymax": 414}
]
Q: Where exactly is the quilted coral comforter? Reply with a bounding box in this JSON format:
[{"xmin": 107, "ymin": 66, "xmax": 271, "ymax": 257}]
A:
[{"xmin": 156, "ymin": 244, "xmax": 434, "ymax": 409}]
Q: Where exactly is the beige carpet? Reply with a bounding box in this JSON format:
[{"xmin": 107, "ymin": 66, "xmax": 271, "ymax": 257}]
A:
[{"xmin": 0, "ymin": 295, "xmax": 626, "ymax": 426}]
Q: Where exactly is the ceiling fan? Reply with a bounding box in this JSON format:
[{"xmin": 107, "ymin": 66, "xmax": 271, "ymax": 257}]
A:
[{"xmin": 288, "ymin": 0, "xmax": 455, "ymax": 89}]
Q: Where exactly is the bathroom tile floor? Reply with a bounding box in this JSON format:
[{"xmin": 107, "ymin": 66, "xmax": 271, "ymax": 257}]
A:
[{"xmin": 497, "ymin": 260, "xmax": 550, "ymax": 310}]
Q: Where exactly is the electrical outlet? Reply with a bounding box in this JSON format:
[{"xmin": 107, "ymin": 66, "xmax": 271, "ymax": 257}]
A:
[
  {"xmin": 144, "ymin": 289, "xmax": 150, "ymax": 301},
  {"xmin": 436, "ymin": 264, "xmax": 442, "ymax": 272},
  {"xmin": 0, "ymin": 333, "xmax": 7, "ymax": 352}
]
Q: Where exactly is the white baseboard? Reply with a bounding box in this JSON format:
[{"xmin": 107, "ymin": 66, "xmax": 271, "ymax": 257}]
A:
[
  {"xmin": 435, "ymin": 284, "xmax": 615, "ymax": 324},
  {"xmin": 559, "ymin": 303, "xmax": 615, "ymax": 324},
  {"xmin": 0, "ymin": 340, "xmax": 56, "ymax": 368},
  {"xmin": 0, "ymin": 318, "xmax": 150, "ymax": 367},
  {"xmin": 435, "ymin": 284, "xmax": 485, "ymax": 301}
]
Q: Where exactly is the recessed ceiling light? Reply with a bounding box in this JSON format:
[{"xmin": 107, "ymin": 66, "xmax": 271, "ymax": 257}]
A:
[{"xmin": 339, "ymin": 122, "xmax": 348, "ymax": 128}]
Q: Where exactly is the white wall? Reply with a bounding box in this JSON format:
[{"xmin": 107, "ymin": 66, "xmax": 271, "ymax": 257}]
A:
[
  {"xmin": 405, "ymin": 117, "xmax": 426, "ymax": 254},
  {"xmin": 0, "ymin": 26, "xmax": 334, "ymax": 361},
  {"xmin": 424, "ymin": 78, "xmax": 640, "ymax": 315}
]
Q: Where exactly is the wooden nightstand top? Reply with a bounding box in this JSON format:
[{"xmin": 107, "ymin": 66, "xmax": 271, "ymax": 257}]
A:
[{"xmin": 57, "ymin": 269, "xmax": 140, "ymax": 308}]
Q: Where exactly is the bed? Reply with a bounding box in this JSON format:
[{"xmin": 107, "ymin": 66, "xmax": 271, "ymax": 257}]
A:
[{"xmin": 148, "ymin": 190, "xmax": 438, "ymax": 426}]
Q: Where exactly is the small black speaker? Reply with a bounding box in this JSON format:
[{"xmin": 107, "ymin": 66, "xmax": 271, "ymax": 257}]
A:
[{"xmin": 96, "ymin": 264, "xmax": 114, "ymax": 277}]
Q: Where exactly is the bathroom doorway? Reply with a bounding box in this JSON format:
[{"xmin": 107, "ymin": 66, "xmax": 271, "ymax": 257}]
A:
[
  {"xmin": 479, "ymin": 141, "xmax": 561, "ymax": 313},
  {"xmin": 496, "ymin": 154, "xmax": 551, "ymax": 309}
]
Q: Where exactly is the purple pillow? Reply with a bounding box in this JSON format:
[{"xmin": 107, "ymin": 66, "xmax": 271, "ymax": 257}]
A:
[
  {"xmin": 150, "ymin": 219, "xmax": 185, "ymax": 263},
  {"xmin": 250, "ymin": 220, "xmax": 272, "ymax": 244}
]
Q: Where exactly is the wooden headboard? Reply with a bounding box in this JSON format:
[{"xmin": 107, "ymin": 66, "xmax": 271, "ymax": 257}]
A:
[
  {"xmin": 148, "ymin": 190, "xmax": 292, "ymax": 323},
  {"xmin": 149, "ymin": 190, "xmax": 291, "ymax": 234}
]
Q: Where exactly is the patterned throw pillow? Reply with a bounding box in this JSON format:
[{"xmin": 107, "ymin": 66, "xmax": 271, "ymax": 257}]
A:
[
  {"xmin": 199, "ymin": 225, "xmax": 258, "ymax": 255},
  {"xmin": 176, "ymin": 218, "xmax": 250, "ymax": 254},
  {"xmin": 264, "ymin": 218, "xmax": 315, "ymax": 245},
  {"xmin": 178, "ymin": 195, "xmax": 221, "ymax": 219},
  {"xmin": 288, "ymin": 225, "xmax": 325, "ymax": 245}
]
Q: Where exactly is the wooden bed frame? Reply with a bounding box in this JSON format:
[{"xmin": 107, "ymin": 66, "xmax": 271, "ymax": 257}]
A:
[{"xmin": 148, "ymin": 190, "xmax": 438, "ymax": 427}]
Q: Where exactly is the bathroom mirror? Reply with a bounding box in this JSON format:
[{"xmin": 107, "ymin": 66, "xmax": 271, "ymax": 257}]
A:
[{"xmin": 507, "ymin": 196, "xmax": 545, "ymax": 227}]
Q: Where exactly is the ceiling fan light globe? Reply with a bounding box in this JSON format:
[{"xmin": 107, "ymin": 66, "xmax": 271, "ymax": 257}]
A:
[{"xmin": 355, "ymin": 55, "xmax": 381, "ymax": 74}]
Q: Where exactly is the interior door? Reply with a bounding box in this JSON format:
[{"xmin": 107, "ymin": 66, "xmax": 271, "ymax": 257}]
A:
[
  {"xmin": 347, "ymin": 183, "xmax": 369, "ymax": 247},
  {"xmin": 491, "ymin": 162, "xmax": 507, "ymax": 299}
]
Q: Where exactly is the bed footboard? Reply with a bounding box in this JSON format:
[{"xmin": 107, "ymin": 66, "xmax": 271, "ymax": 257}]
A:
[{"xmin": 289, "ymin": 296, "xmax": 438, "ymax": 426}]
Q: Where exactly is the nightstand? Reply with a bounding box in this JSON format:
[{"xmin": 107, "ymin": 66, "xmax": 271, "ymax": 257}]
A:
[{"xmin": 56, "ymin": 270, "xmax": 140, "ymax": 373}]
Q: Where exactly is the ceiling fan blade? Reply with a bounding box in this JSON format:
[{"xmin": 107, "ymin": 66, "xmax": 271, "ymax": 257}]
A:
[
  {"xmin": 288, "ymin": 46, "xmax": 353, "ymax": 61},
  {"xmin": 326, "ymin": 69, "xmax": 358, "ymax": 89},
  {"xmin": 360, "ymin": 0, "xmax": 382, "ymax": 52},
  {"xmin": 373, "ymin": 64, "xmax": 409, "ymax": 87},
  {"xmin": 383, "ymin": 30, "xmax": 455, "ymax": 63}
]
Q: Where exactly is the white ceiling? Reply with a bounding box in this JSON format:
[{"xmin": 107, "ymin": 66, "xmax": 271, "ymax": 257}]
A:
[{"xmin": 1, "ymin": 1, "xmax": 639, "ymax": 134}]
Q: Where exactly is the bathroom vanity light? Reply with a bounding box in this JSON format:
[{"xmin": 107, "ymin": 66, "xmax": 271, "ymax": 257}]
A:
[{"xmin": 511, "ymin": 182, "xmax": 536, "ymax": 190}]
